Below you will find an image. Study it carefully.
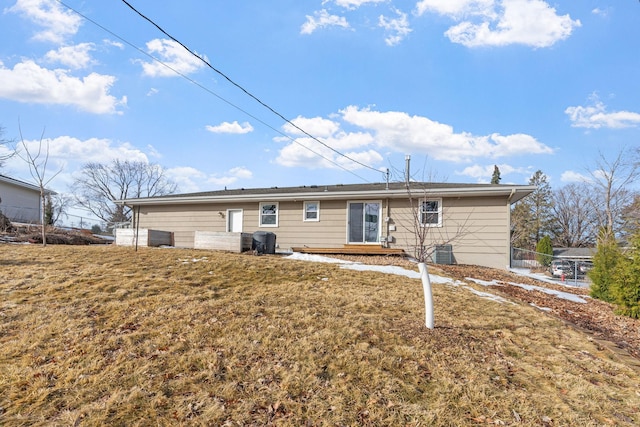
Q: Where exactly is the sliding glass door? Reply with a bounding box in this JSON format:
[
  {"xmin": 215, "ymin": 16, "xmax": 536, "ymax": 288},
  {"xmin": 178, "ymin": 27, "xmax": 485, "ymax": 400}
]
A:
[{"xmin": 348, "ymin": 201, "xmax": 381, "ymax": 243}]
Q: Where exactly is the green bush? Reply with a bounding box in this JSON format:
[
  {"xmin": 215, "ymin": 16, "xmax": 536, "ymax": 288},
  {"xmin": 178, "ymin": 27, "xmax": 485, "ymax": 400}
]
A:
[
  {"xmin": 536, "ymin": 235, "xmax": 553, "ymax": 267},
  {"xmin": 610, "ymin": 233, "xmax": 640, "ymax": 318},
  {"xmin": 589, "ymin": 233, "xmax": 620, "ymax": 303}
]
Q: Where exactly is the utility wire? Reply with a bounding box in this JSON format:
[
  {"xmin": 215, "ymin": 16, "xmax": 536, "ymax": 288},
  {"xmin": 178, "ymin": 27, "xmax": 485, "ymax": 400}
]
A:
[
  {"xmin": 55, "ymin": 1, "xmax": 372, "ymax": 182},
  {"xmin": 118, "ymin": 0, "xmax": 381, "ymax": 174}
]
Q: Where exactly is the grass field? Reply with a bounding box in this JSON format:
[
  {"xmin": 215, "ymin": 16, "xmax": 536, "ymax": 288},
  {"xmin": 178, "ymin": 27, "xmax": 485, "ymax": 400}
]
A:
[{"xmin": 1, "ymin": 244, "xmax": 639, "ymax": 426}]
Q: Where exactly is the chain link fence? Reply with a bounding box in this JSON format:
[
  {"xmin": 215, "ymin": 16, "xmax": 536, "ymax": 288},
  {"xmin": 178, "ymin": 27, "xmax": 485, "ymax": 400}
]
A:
[{"xmin": 511, "ymin": 247, "xmax": 593, "ymax": 287}]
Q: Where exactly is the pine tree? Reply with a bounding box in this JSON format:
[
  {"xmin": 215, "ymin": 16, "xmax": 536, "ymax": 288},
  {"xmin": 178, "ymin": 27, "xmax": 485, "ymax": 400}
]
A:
[
  {"xmin": 44, "ymin": 194, "xmax": 54, "ymax": 225},
  {"xmin": 588, "ymin": 229, "xmax": 620, "ymax": 303},
  {"xmin": 491, "ymin": 165, "xmax": 501, "ymax": 184},
  {"xmin": 511, "ymin": 170, "xmax": 555, "ymax": 250},
  {"xmin": 536, "ymin": 235, "xmax": 553, "ymax": 267},
  {"xmin": 611, "ymin": 231, "xmax": 640, "ymax": 318}
]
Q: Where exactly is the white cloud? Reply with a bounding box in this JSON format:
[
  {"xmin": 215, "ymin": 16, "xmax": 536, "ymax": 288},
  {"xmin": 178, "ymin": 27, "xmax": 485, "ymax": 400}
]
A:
[
  {"xmin": 165, "ymin": 166, "xmax": 206, "ymax": 193},
  {"xmin": 379, "ymin": 9, "xmax": 412, "ymax": 46},
  {"xmin": 565, "ymin": 96, "xmax": 640, "ymax": 129},
  {"xmin": 560, "ymin": 170, "xmax": 590, "ymax": 183},
  {"xmin": 44, "ymin": 43, "xmax": 95, "ymax": 69},
  {"xmin": 339, "ymin": 106, "xmax": 553, "ymax": 161},
  {"xmin": 0, "ymin": 60, "xmax": 126, "ymax": 114},
  {"xmin": 3, "ymin": 134, "xmax": 150, "ymax": 193},
  {"xmin": 207, "ymin": 166, "xmax": 253, "ymax": 187},
  {"xmin": 283, "ymin": 116, "xmax": 341, "ymax": 138},
  {"xmin": 7, "ymin": 0, "xmax": 82, "ymax": 43},
  {"xmin": 206, "ymin": 121, "xmax": 254, "ymax": 134},
  {"xmin": 275, "ymin": 106, "xmax": 551, "ymax": 170},
  {"xmin": 332, "ymin": 0, "xmax": 387, "ymax": 10},
  {"xmin": 415, "ymin": 0, "xmax": 495, "ymax": 19},
  {"xmin": 139, "ymin": 39, "xmax": 207, "ymax": 77},
  {"xmin": 417, "ymin": 0, "xmax": 580, "ymax": 48},
  {"xmin": 301, "ymin": 9, "xmax": 350, "ymax": 35},
  {"xmin": 455, "ymin": 163, "xmax": 530, "ymax": 182}
]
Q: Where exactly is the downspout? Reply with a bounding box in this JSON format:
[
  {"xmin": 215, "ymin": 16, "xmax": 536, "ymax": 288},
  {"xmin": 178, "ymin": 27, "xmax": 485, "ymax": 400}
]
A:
[
  {"xmin": 507, "ymin": 188, "xmax": 516, "ymax": 269},
  {"xmin": 135, "ymin": 205, "xmax": 141, "ymax": 252},
  {"xmin": 385, "ymin": 198, "xmax": 390, "ymax": 248}
]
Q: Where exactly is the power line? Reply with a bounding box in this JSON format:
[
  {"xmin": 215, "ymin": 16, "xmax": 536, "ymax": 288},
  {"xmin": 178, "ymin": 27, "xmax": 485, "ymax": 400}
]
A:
[
  {"xmin": 54, "ymin": 0, "xmax": 374, "ymax": 182},
  {"xmin": 118, "ymin": 0, "xmax": 381, "ymax": 174}
]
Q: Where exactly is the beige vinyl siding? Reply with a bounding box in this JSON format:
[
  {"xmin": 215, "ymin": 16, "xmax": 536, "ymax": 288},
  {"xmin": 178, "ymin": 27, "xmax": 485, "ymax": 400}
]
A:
[
  {"xmin": 137, "ymin": 200, "xmax": 351, "ymax": 250},
  {"xmin": 260, "ymin": 200, "xmax": 347, "ymax": 249},
  {"xmin": 135, "ymin": 195, "xmax": 511, "ymax": 269},
  {"xmin": 387, "ymin": 196, "xmax": 510, "ymax": 269}
]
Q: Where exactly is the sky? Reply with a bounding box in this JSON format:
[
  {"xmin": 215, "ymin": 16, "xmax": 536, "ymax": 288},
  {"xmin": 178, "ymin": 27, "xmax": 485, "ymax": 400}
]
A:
[{"xmin": 0, "ymin": 0, "xmax": 639, "ymax": 224}]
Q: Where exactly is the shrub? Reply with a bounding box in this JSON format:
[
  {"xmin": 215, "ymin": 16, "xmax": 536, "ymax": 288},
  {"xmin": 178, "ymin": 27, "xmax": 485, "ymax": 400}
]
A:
[
  {"xmin": 589, "ymin": 232, "xmax": 620, "ymax": 303},
  {"xmin": 611, "ymin": 233, "xmax": 640, "ymax": 318},
  {"xmin": 536, "ymin": 235, "xmax": 553, "ymax": 267}
]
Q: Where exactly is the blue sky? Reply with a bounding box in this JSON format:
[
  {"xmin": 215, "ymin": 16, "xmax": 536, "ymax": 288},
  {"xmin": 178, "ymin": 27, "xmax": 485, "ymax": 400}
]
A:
[{"xmin": 1, "ymin": 0, "xmax": 639, "ymax": 223}]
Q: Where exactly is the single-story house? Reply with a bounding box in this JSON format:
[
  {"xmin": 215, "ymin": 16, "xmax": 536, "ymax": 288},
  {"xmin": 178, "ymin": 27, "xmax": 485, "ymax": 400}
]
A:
[
  {"xmin": 0, "ymin": 174, "xmax": 54, "ymax": 224},
  {"xmin": 118, "ymin": 182, "xmax": 535, "ymax": 270}
]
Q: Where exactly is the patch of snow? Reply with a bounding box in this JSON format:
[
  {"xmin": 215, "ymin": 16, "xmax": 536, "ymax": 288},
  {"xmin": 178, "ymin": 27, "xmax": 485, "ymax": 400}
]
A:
[
  {"xmin": 530, "ymin": 303, "xmax": 552, "ymax": 312},
  {"xmin": 466, "ymin": 277, "xmax": 501, "ymax": 287},
  {"xmin": 285, "ymin": 252, "xmax": 587, "ymax": 306},
  {"xmin": 507, "ymin": 282, "xmax": 587, "ymax": 304},
  {"xmin": 285, "ymin": 252, "xmax": 355, "ymax": 264},
  {"xmin": 464, "ymin": 287, "xmax": 515, "ymax": 305}
]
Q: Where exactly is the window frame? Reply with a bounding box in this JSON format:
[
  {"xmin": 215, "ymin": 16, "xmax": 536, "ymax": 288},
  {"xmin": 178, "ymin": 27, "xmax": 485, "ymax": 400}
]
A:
[
  {"xmin": 259, "ymin": 202, "xmax": 279, "ymax": 227},
  {"xmin": 303, "ymin": 201, "xmax": 320, "ymax": 222},
  {"xmin": 420, "ymin": 198, "xmax": 442, "ymax": 228}
]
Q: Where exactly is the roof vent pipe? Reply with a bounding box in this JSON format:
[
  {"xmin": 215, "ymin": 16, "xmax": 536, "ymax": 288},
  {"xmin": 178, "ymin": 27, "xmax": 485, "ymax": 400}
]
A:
[{"xmin": 405, "ymin": 155, "xmax": 411, "ymax": 185}]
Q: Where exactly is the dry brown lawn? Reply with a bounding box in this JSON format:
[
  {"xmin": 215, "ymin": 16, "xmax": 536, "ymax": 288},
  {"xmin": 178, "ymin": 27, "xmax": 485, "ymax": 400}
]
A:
[{"xmin": 1, "ymin": 244, "xmax": 639, "ymax": 426}]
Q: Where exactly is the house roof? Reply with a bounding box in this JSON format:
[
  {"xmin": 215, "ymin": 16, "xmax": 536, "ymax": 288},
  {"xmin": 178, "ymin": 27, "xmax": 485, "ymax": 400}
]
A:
[
  {"xmin": 553, "ymin": 247, "xmax": 596, "ymax": 259},
  {"xmin": 0, "ymin": 174, "xmax": 57, "ymax": 195},
  {"xmin": 118, "ymin": 181, "xmax": 536, "ymax": 206}
]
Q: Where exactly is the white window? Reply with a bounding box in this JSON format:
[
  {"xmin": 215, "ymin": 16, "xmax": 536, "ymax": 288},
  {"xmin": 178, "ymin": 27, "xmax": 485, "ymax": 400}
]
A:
[
  {"xmin": 420, "ymin": 199, "xmax": 442, "ymax": 227},
  {"xmin": 259, "ymin": 202, "xmax": 278, "ymax": 227},
  {"xmin": 303, "ymin": 201, "xmax": 320, "ymax": 222}
]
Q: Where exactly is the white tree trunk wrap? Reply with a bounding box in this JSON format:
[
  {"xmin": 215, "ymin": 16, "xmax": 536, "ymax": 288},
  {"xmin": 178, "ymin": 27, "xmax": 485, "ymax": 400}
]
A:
[{"xmin": 418, "ymin": 262, "xmax": 434, "ymax": 329}]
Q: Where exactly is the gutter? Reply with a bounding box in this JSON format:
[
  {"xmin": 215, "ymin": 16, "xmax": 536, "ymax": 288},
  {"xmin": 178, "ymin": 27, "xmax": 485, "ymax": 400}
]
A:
[{"xmin": 118, "ymin": 185, "xmax": 537, "ymax": 206}]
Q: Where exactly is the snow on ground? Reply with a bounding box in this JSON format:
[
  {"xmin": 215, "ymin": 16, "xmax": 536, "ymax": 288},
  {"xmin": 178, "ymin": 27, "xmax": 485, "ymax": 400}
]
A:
[
  {"xmin": 466, "ymin": 277, "xmax": 588, "ymax": 304},
  {"xmin": 285, "ymin": 252, "xmax": 574, "ymax": 306}
]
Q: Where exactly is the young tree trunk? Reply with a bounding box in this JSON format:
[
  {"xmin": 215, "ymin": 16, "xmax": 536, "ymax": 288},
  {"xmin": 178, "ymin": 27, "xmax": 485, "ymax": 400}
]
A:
[{"xmin": 418, "ymin": 262, "xmax": 434, "ymax": 329}]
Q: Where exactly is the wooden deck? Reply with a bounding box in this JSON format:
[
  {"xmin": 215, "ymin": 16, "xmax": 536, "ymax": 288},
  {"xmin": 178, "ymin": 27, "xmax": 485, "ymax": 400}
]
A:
[{"xmin": 291, "ymin": 244, "xmax": 406, "ymax": 256}]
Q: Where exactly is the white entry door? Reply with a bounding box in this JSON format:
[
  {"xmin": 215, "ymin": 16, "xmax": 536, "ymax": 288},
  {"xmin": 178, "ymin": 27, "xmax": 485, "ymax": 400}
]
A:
[{"xmin": 227, "ymin": 209, "xmax": 243, "ymax": 232}]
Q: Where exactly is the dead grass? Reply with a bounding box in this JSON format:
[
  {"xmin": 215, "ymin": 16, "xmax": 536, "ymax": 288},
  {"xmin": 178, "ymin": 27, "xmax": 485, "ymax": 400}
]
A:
[{"xmin": 1, "ymin": 244, "xmax": 639, "ymax": 426}]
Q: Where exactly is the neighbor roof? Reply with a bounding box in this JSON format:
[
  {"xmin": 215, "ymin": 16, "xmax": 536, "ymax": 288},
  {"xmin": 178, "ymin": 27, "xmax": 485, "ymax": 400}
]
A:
[
  {"xmin": 0, "ymin": 174, "xmax": 57, "ymax": 195},
  {"xmin": 119, "ymin": 182, "xmax": 536, "ymax": 206}
]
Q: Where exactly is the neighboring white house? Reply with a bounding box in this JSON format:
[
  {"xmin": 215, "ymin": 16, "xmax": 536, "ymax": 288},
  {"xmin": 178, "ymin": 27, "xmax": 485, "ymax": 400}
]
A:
[{"xmin": 0, "ymin": 174, "xmax": 54, "ymax": 224}]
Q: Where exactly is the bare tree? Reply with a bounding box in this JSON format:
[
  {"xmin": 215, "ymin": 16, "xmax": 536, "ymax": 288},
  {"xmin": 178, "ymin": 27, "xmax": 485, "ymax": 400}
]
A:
[
  {"xmin": 400, "ymin": 178, "xmax": 472, "ymax": 330},
  {"xmin": 72, "ymin": 160, "xmax": 177, "ymax": 226},
  {"xmin": 16, "ymin": 126, "xmax": 63, "ymax": 246},
  {"xmin": 0, "ymin": 125, "xmax": 16, "ymax": 168},
  {"xmin": 552, "ymin": 182, "xmax": 598, "ymax": 247},
  {"xmin": 586, "ymin": 148, "xmax": 639, "ymax": 240}
]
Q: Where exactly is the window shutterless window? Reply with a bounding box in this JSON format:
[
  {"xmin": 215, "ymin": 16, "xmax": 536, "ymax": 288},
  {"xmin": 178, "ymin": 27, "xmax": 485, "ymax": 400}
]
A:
[
  {"xmin": 259, "ymin": 202, "xmax": 278, "ymax": 227},
  {"xmin": 420, "ymin": 199, "xmax": 442, "ymax": 227},
  {"xmin": 303, "ymin": 201, "xmax": 319, "ymax": 221}
]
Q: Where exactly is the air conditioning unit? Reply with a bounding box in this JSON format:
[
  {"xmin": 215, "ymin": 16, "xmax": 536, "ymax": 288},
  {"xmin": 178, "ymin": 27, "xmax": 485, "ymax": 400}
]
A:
[{"xmin": 434, "ymin": 244, "xmax": 453, "ymax": 265}]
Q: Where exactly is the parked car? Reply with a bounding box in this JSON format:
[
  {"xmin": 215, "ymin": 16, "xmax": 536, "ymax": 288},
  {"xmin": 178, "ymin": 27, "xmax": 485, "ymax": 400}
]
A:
[
  {"xmin": 578, "ymin": 261, "xmax": 593, "ymax": 276},
  {"xmin": 550, "ymin": 260, "xmax": 575, "ymax": 278}
]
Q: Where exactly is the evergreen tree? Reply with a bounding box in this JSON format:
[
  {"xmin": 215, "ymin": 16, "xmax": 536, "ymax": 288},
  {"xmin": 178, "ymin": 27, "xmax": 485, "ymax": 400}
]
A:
[
  {"xmin": 588, "ymin": 229, "xmax": 620, "ymax": 303},
  {"xmin": 511, "ymin": 170, "xmax": 555, "ymax": 250},
  {"xmin": 536, "ymin": 235, "xmax": 553, "ymax": 267},
  {"xmin": 491, "ymin": 165, "xmax": 501, "ymax": 184},
  {"xmin": 611, "ymin": 230, "xmax": 640, "ymax": 318},
  {"xmin": 44, "ymin": 194, "xmax": 54, "ymax": 225}
]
